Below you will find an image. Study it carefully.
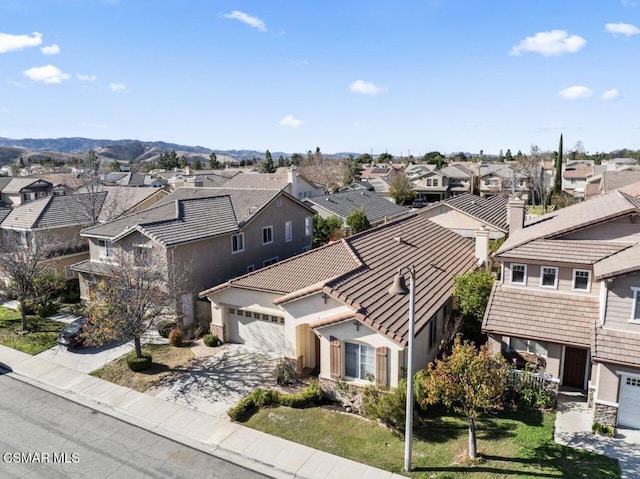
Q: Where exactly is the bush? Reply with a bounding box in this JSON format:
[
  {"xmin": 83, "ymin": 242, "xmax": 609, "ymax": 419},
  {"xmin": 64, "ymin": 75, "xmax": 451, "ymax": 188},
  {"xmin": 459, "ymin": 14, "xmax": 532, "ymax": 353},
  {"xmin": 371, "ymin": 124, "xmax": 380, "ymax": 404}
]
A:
[
  {"xmin": 228, "ymin": 396, "xmax": 256, "ymax": 422},
  {"xmin": 275, "ymin": 358, "xmax": 298, "ymax": 385},
  {"xmin": 203, "ymin": 334, "xmax": 219, "ymax": 347},
  {"xmin": 592, "ymin": 422, "xmax": 615, "ymax": 437},
  {"xmin": 227, "ymin": 382, "xmax": 323, "ymax": 421},
  {"xmin": 157, "ymin": 320, "xmax": 176, "ymax": 338},
  {"xmin": 278, "ymin": 382, "xmax": 323, "ymax": 408},
  {"xmin": 126, "ymin": 351, "xmax": 152, "ymax": 371},
  {"xmin": 169, "ymin": 328, "xmax": 183, "ymax": 346},
  {"xmin": 362, "ymin": 380, "xmax": 407, "ymax": 430}
]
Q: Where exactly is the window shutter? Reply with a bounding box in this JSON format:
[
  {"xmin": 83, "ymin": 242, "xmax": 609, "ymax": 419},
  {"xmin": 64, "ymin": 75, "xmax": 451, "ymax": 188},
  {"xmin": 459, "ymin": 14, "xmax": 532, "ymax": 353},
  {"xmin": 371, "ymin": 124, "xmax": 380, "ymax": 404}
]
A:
[
  {"xmin": 376, "ymin": 347, "xmax": 388, "ymax": 386},
  {"xmin": 330, "ymin": 336, "xmax": 341, "ymax": 379}
]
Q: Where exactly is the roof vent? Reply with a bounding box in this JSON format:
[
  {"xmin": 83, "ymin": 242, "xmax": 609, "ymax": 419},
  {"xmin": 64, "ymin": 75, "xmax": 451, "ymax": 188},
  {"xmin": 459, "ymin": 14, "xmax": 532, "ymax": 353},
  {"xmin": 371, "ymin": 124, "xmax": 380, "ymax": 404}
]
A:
[{"xmin": 394, "ymin": 236, "xmax": 404, "ymax": 244}]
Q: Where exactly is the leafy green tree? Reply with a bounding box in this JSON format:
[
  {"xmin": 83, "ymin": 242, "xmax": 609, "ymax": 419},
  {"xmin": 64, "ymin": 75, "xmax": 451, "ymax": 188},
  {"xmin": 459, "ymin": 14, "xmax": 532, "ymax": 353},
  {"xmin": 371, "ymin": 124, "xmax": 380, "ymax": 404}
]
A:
[
  {"xmin": 17, "ymin": 156, "xmax": 25, "ymax": 169},
  {"xmin": 388, "ymin": 173, "xmax": 415, "ymax": 205},
  {"xmin": 356, "ymin": 153, "xmax": 372, "ymax": 164},
  {"xmin": 290, "ymin": 153, "xmax": 304, "ymax": 166},
  {"xmin": 346, "ymin": 208, "xmax": 370, "ymax": 234},
  {"xmin": 554, "ymin": 134, "xmax": 563, "ymax": 195},
  {"xmin": 498, "ymin": 149, "xmax": 505, "ymax": 162},
  {"xmin": 423, "ymin": 151, "xmax": 445, "ymax": 168},
  {"xmin": 416, "ymin": 337, "xmax": 509, "ymax": 460},
  {"xmin": 453, "ymin": 271, "xmax": 494, "ymax": 343},
  {"xmin": 378, "ymin": 152, "xmax": 393, "ymax": 163},
  {"xmin": 312, "ymin": 215, "xmax": 343, "ymax": 248},
  {"xmin": 193, "ymin": 159, "xmax": 203, "ymax": 170},
  {"xmin": 159, "ymin": 150, "xmax": 179, "ymax": 170},
  {"xmin": 342, "ymin": 156, "xmax": 361, "ymax": 185},
  {"xmin": 208, "ymin": 152, "xmax": 221, "ymax": 169},
  {"xmin": 260, "ymin": 150, "xmax": 275, "ymax": 173},
  {"xmin": 179, "ymin": 155, "xmax": 189, "ymax": 169},
  {"xmin": 110, "ymin": 160, "xmax": 121, "ymax": 172},
  {"xmin": 277, "ymin": 155, "xmax": 286, "ymax": 168},
  {"xmin": 505, "ymin": 149, "xmax": 513, "ymax": 161}
]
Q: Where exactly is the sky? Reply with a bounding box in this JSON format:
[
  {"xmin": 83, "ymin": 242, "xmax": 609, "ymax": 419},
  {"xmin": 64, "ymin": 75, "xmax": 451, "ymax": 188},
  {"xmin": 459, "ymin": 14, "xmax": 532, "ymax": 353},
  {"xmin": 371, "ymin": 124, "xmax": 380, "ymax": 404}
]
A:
[{"xmin": 1, "ymin": 1, "xmax": 639, "ymax": 157}]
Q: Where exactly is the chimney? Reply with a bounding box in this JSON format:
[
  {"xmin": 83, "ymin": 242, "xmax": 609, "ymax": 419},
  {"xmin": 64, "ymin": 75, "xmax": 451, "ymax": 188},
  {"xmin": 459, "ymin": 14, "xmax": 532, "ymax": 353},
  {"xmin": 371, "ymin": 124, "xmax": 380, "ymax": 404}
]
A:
[
  {"xmin": 507, "ymin": 197, "xmax": 525, "ymax": 234},
  {"xmin": 474, "ymin": 224, "xmax": 490, "ymax": 269},
  {"xmin": 288, "ymin": 167, "xmax": 299, "ymax": 199}
]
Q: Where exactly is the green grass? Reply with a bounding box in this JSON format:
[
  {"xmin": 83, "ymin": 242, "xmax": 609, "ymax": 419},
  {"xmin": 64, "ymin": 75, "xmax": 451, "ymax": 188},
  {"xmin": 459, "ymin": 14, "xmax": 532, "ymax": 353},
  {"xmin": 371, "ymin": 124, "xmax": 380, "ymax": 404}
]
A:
[
  {"xmin": 244, "ymin": 405, "xmax": 620, "ymax": 478},
  {"xmin": 90, "ymin": 343, "xmax": 194, "ymax": 392},
  {"xmin": 0, "ymin": 306, "xmax": 67, "ymax": 355}
]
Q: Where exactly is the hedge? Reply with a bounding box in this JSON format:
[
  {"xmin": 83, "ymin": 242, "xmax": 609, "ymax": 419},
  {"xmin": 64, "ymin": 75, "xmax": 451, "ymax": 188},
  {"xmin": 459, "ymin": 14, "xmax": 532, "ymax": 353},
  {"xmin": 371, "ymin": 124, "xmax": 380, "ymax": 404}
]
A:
[{"xmin": 227, "ymin": 382, "xmax": 322, "ymax": 421}]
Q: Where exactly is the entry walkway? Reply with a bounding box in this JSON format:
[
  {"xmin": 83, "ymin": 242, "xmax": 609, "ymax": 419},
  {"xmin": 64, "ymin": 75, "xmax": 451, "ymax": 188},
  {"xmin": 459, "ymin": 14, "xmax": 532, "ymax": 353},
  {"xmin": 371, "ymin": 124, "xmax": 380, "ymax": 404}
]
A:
[
  {"xmin": 0, "ymin": 345, "xmax": 401, "ymax": 479},
  {"xmin": 554, "ymin": 390, "xmax": 640, "ymax": 478}
]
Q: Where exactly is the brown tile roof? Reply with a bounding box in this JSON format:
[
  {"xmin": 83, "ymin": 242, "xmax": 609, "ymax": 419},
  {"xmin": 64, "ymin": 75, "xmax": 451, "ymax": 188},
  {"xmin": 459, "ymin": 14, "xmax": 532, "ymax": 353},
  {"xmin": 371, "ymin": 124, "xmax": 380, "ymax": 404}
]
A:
[
  {"xmin": 619, "ymin": 181, "xmax": 640, "ymax": 198},
  {"xmin": 593, "ymin": 243, "xmax": 640, "ymax": 280},
  {"xmin": 437, "ymin": 193, "xmax": 508, "ymax": 232},
  {"xmin": 497, "ymin": 191, "xmax": 640, "ymax": 255},
  {"xmin": 497, "ymin": 239, "xmax": 631, "ymax": 265},
  {"xmin": 482, "ymin": 285, "xmax": 597, "ymax": 348},
  {"xmin": 563, "ymin": 165, "xmax": 593, "ymax": 179},
  {"xmin": 593, "ymin": 327, "xmax": 640, "ymax": 367},
  {"xmin": 201, "ymin": 214, "xmax": 478, "ymax": 345}
]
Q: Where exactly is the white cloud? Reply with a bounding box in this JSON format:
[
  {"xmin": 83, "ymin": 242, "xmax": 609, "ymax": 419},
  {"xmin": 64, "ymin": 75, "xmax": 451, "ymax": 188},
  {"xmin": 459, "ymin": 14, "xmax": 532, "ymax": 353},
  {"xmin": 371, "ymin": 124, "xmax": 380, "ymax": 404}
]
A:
[
  {"xmin": 621, "ymin": 0, "xmax": 637, "ymax": 7},
  {"xmin": 290, "ymin": 59, "xmax": 309, "ymax": 65},
  {"xmin": 510, "ymin": 30, "xmax": 586, "ymax": 56},
  {"xmin": 77, "ymin": 73, "xmax": 97, "ymax": 82},
  {"xmin": 23, "ymin": 65, "xmax": 70, "ymax": 84},
  {"xmin": 601, "ymin": 89, "xmax": 620, "ymax": 100},
  {"xmin": 349, "ymin": 80, "xmax": 387, "ymax": 95},
  {"xmin": 278, "ymin": 115, "xmax": 306, "ymax": 127},
  {"xmin": 0, "ymin": 106, "xmax": 8, "ymax": 113},
  {"xmin": 605, "ymin": 22, "xmax": 640, "ymax": 36},
  {"xmin": 40, "ymin": 44, "xmax": 60, "ymax": 55},
  {"xmin": 110, "ymin": 83, "xmax": 126, "ymax": 92},
  {"xmin": 223, "ymin": 11, "xmax": 266, "ymax": 32},
  {"xmin": 0, "ymin": 31, "xmax": 42, "ymax": 54},
  {"xmin": 558, "ymin": 85, "xmax": 593, "ymax": 99}
]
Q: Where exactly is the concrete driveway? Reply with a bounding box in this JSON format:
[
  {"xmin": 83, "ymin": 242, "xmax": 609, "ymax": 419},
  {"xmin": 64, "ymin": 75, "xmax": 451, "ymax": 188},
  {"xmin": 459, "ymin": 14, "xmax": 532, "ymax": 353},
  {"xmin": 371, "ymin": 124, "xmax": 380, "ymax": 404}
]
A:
[{"xmin": 149, "ymin": 344, "xmax": 281, "ymax": 418}]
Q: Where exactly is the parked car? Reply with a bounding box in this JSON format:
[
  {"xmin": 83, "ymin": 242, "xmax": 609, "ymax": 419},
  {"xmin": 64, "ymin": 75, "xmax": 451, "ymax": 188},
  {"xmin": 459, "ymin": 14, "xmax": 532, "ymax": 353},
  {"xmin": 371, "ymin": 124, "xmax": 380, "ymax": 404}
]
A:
[
  {"xmin": 412, "ymin": 199, "xmax": 427, "ymax": 208},
  {"xmin": 57, "ymin": 317, "xmax": 89, "ymax": 348}
]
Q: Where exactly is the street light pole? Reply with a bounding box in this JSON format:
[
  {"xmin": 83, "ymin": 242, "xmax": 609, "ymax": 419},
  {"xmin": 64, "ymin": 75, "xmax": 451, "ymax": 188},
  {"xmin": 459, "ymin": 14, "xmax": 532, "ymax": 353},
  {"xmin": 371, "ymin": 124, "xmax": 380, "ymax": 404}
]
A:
[{"xmin": 388, "ymin": 266, "xmax": 416, "ymax": 472}]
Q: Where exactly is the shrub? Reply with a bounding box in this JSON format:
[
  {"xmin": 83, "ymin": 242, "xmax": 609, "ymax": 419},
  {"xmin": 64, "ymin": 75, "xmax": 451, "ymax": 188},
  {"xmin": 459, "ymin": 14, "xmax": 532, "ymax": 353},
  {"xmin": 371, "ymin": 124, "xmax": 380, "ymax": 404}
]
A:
[
  {"xmin": 362, "ymin": 380, "xmax": 407, "ymax": 430},
  {"xmin": 126, "ymin": 351, "xmax": 152, "ymax": 371},
  {"xmin": 203, "ymin": 334, "xmax": 219, "ymax": 347},
  {"xmin": 157, "ymin": 320, "xmax": 176, "ymax": 338},
  {"xmin": 592, "ymin": 422, "xmax": 615, "ymax": 437},
  {"xmin": 278, "ymin": 382, "xmax": 323, "ymax": 408},
  {"xmin": 275, "ymin": 357, "xmax": 298, "ymax": 385},
  {"xmin": 168, "ymin": 328, "xmax": 183, "ymax": 347},
  {"xmin": 251, "ymin": 388, "xmax": 279, "ymax": 407},
  {"xmin": 227, "ymin": 382, "xmax": 323, "ymax": 421},
  {"xmin": 228, "ymin": 396, "xmax": 256, "ymax": 422}
]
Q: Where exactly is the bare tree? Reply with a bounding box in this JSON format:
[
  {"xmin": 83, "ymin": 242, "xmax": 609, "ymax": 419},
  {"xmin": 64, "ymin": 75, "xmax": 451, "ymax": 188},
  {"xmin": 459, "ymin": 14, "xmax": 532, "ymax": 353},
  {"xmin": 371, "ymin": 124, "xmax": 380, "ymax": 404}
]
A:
[
  {"xmin": 516, "ymin": 145, "xmax": 554, "ymax": 212},
  {"xmin": 0, "ymin": 231, "xmax": 63, "ymax": 330},
  {"xmin": 83, "ymin": 248, "xmax": 186, "ymax": 358}
]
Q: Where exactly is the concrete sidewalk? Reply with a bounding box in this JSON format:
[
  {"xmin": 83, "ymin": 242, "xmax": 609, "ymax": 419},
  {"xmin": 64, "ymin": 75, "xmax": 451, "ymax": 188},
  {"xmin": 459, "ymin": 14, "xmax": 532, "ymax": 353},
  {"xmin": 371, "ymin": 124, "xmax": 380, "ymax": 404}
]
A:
[
  {"xmin": 554, "ymin": 390, "xmax": 640, "ymax": 479},
  {"xmin": 0, "ymin": 345, "xmax": 403, "ymax": 479}
]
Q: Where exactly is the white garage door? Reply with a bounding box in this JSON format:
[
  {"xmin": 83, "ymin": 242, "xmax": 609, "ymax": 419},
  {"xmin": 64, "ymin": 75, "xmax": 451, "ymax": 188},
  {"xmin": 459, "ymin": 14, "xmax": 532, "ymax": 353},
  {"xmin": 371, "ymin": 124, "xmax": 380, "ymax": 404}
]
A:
[
  {"xmin": 227, "ymin": 310, "xmax": 287, "ymax": 355},
  {"xmin": 618, "ymin": 375, "xmax": 640, "ymax": 429}
]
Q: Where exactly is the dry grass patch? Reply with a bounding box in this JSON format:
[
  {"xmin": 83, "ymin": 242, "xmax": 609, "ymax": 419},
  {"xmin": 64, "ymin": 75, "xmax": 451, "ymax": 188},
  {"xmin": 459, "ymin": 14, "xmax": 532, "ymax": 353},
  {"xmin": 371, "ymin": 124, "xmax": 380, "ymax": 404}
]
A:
[{"xmin": 90, "ymin": 343, "xmax": 194, "ymax": 392}]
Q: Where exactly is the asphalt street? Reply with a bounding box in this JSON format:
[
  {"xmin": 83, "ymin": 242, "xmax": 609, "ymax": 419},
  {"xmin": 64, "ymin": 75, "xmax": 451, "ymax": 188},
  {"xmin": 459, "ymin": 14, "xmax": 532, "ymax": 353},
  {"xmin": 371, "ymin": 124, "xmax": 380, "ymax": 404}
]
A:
[{"xmin": 0, "ymin": 374, "xmax": 269, "ymax": 479}]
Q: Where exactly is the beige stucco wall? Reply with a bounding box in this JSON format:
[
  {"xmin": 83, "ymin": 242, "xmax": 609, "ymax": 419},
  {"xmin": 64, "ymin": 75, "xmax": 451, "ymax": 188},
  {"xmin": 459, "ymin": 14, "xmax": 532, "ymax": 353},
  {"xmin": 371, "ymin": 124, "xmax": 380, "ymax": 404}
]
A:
[
  {"xmin": 603, "ymin": 271, "xmax": 640, "ymax": 332},
  {"xmin": 563, "ymin": 215, "xmax": 640, "ymax": 243},
  {"xmin": 420, "ymin": 205, "xmax": 504, "ymax": 239},
  {"xmin": 502, "ymin": 261, "xmax": 600, "ymax": 296}
]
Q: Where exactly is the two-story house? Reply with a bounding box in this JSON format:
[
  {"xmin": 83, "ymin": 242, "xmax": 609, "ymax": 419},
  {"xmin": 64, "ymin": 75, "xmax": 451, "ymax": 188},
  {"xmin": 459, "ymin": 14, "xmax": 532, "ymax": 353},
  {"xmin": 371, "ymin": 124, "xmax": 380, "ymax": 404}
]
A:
[
  {"xmin": 476, "ymin": 164, "xmax": 529, "ymax": 201},
  {"xmin": 72, "ymin": 187, "xmax": 316, "ymax": 325},
  {"xmin": 200, "ymin": 214, "xmax": 484, "ymax": 388},
  {"xmin": 483, "ymin": 191, "xmax": 640, "ymax": 429},
  {"xmin": 0, "ymin": 178, "xmax": 53, "ymax": 207}
]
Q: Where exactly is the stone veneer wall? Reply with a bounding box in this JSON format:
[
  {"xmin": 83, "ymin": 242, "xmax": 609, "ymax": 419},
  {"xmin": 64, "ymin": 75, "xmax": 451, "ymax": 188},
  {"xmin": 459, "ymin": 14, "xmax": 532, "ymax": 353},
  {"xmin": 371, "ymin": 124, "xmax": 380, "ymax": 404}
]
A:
[
  {"xmin": 587, "ymin": 387, "xmax": 595, "ymax": 408},
  {"xmin": 593, "ymin": 402, "xmax": 618, "ymax": 428},
  {"xmin": 210, "ymin": 324, "xmax": 225, "ymax": 342}
]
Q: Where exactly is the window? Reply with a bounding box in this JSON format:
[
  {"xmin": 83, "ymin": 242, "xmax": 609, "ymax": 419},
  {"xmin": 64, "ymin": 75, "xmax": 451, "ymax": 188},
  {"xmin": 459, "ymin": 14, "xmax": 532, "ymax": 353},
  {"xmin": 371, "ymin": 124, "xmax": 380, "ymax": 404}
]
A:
[
  {"xmin": 231, "ymin": 233, "xmax": 244, "ymax": 253},
  {"xmin": 510, "ymin": 338, "xmax": 548, "ymax": 356},
  {"xmin": 631, "ymin": 287, "xmax": 640, "ymax": 323},
  {"xmin": 285, "ymin": 221, "xmax": 293, "ymax": 242},
  {"xmin": 98, "ymin": 239, "xmax": 114, "ymax": 259},
  {"xmin": 572, "ymin": 269, "xmax": 591, "ymax": 291},
  {"xmin": 253, "ymin": 312, "xmax": 260, "ymax": 319},
  {"xmin": 428, "ymin": 315, "xmax": 438, "ymax": 349},
  {"xmin": 64, "ymin": 266, "xmax": 75, "ymax": 279},
  {"xmin": 262, "ymin": 226, "xmax": 273, "ymax": 245},
  {"xmin": 229, "ymin": 308, "xmax": 236, "ymax": 314},
  {"xmin": 345, "ymin": 342, "xmax": 375, "ymax": 380},
  {"xmin": 510, "ymin": 264, "xmax": 527, "ymax": 285},
  {"xmin": 276, "ymin": 198, "xmax": 283, "ymax": 208},
  {"xmin": 540, "ymin": 266, "xmax": 558, "ymax": 288},
  {"xmin": 247, "ymin": 264, "xmax": 255, "ymax": 273},
  {"xmin": 263, "ymin": 257, "xmax": 279, "ymax": 267},
  {"xmin": 305, "ymin": 217, "xmax": 312, "ymax": 237}
]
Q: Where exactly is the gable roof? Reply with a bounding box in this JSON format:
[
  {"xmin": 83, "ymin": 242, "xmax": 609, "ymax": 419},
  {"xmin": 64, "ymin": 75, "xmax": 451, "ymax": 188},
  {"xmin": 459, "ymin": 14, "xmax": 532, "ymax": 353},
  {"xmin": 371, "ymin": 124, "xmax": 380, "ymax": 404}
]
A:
[
  {"xmin": 202, "ymin": 214, "xmax": 477, "ymax": 345},
  {"xmin": 434, "ymin": 193, "xmax": 508, "ymax": 232},
  {"xmin": 441, "ymin": 165, "xmax": 473, "ymax": 179},
  {"xmin": 98, "ymin": 186, "xmax": 168, "ymax": 222},
  {"xmin": 496, "ymin": 191, "xmax": 640, "ymax": 256},
  {"xmin": 500, "ymin": 239, "xmax": 631, "ymax": 265},
  {"xmin": 2, "ymin": 178, "xmax": 53, "ymax": 193},
  {"xmin": 601, "ymin": 170, "xmax": 640, "ymax": 195},
  {"xmin": 304, "ymin": 190, "xmax": 409, "ymax": 224},
  {"xmin": 593, "ymin": 326, "xmax": 640, "ymax": 367},
  {"xmin": 2, "ymin": 192, "xmax": 107, "ymax": 230},
  {"xmin": 593, "ymin": 242, "xmax": 640, "ymax": 280},
  {"xmin": 0, "ymin": 177, "xmax": 12, "ymax": 192}
]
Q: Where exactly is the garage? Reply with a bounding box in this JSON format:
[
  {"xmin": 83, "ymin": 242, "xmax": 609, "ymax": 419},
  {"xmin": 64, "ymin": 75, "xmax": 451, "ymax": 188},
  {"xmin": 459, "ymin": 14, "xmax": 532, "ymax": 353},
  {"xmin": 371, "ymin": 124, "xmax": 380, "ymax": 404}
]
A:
[
  {"xmin": 618, "ymin": 375, "xmax": 640, "ymax": 429},
  {"xmin": 226, "ymin": 308, "xmax": 287, "ymax": 355}
]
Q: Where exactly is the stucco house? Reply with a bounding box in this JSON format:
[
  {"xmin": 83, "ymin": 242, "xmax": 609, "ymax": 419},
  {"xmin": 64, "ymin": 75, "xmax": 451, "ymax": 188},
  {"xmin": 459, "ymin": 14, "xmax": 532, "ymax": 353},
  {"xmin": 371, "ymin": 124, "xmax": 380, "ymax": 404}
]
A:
[
  {"xmin": 73, "ymin": 187, "xmax": 315, "ymax": 324},
  {"xmin": 0, "ymin": 178, "xmax": 53, "ymax": 207},
  {"xmin": 200, "ymin": 214, "xmax": 487, "ymax": 388},
  {"xmin": 483, "ymin": 191, "xmax": 640, "ymax": 429}
]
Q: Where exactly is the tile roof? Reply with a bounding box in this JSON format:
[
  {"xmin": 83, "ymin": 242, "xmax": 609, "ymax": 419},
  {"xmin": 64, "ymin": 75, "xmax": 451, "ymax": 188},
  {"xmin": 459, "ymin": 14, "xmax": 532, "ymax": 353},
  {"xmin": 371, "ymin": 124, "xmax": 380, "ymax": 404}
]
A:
[
  {"xmin": 441, "ymin": 165, "xmax": 473, "ymax": 179},
  {"xmin": 601, "ymin": 170, "xmax": 640, "ymax": 194},
  {"xmin": 439, "ymin": 193, "xmax": 508, "ymax": 231},
  {"xmin": 220, "ymin": 172, "xmax": 289, "ymax": 190},
  {"xmin": 2, "ymin": 193, "xmax": 107, "ymax": 229},
  {"xmin": 482, "ymin": 285, "xmax": 596, "ymax": 348},
  {"xmin": 498, "ymin": 239, "xmax": 631, "ymax": 265},
  {"xmin": 304, "ymin": 190, "xmax": 409, "ymax": 224},
  {"xmin": 98, "ymin": 186, "xmax": 168, "ymax": 221},
  {"xmin": 497, "ymin": 191, "xmax": 640, "ymax": 255},
  {"xmin": 2, "ymin": 178, "xmax": 53, "ymax": 193},
  {"xmin": 564, "ymin": 165, "xmax": 593, "ymax": 179},
  {"xmin": 0, "ymin": 177, "xmax": 12, "ymax": 192},
  {"xmin": 593, "ymin": 243, "xmax": 640, "ymax": 280},
  {"xmin": 81, "ymin": 201, "xmax": 179, "ymax": 239},
  {"xmin": 202, "ymin": 214, "xmax": 478, "ymax": 345},
  {"xmin": 158, "ymin": 187, "xmax": 285, "ymax": 223},
  {"xmin": 593, "ymin": 327, "xmax": 640, "ymax": 367},
  {"xmin": 0, "ymin": 206, "xmax": 11, "ymax": 224},
  {"xmin": 70, "ymin": 259, "xmax": 112, "ymax": 275},
  {"xmin": 619, "ymin": 181, "xmax": 640, "ymax": 198}
]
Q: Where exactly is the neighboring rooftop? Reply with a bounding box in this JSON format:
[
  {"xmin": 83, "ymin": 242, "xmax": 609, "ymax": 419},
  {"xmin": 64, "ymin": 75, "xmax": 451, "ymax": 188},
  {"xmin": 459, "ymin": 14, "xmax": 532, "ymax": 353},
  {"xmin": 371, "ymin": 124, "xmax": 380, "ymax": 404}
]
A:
[
  {"xmin": 436, "ymin": 193, "xmax": 509, "ymax": 232},
  {"xmin": 304, "ymin": 190, "xmax": 409, "ymax": 225}
]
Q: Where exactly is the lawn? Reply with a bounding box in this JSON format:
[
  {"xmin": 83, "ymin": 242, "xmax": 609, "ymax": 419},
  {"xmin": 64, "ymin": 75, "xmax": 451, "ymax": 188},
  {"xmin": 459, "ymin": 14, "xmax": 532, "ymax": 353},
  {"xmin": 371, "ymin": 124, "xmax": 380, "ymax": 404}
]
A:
[
  {"xmin": 90, "ymin": 343, "xmax": 194, "ymax": 392},
  {"xmin": 0, "ymin": 306, "xmax": 67, "ymax": 355},
  {"xmin": 244, "ymin": 405, "xmax": 620, "ymax": 478}
]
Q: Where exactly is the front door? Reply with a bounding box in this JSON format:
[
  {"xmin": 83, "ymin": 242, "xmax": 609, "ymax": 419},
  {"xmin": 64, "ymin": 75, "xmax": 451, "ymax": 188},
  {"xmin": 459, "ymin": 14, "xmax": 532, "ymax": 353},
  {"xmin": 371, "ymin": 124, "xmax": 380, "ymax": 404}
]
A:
[{"xmin": 563, "ymin": 347, "xmax": 588, "ymax": 389}]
